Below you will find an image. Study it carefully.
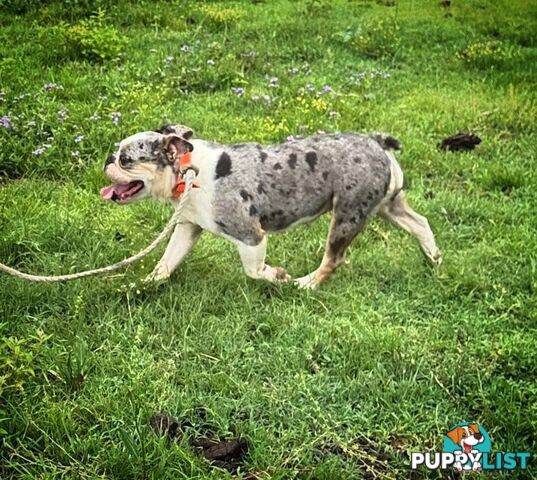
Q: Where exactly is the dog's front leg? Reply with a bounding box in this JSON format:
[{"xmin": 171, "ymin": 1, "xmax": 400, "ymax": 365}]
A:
[
  {"xmin": 235, "ymin": 236, "xmax": 291, "ymax": 283},
  {"xmin": 145, "ymin": 222, "xmax": 202, "ymax": 283}
]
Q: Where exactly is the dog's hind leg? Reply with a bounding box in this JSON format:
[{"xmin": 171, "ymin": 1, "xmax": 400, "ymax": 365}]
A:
[
  {"xmin": 379, "ymin": 190, "xmax": 442, "ymax": 265},
  {"xmin": 296, "ymin": 209, "xmax": 368, "ymax": 289},
  {"xmin": 235, "ymin": 236, "xmax": 291, "ymax": 283}
]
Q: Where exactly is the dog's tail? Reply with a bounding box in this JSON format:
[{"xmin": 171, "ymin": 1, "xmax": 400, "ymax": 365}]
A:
[{"xmin": 369, "ymin": 133, "xmax": 401, "ymax": 151}]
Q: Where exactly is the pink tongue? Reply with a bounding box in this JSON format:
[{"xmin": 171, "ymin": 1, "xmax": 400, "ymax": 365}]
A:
[{"xmin": 100, "ymin": 183, "xmax": 133, "ymax": 200}]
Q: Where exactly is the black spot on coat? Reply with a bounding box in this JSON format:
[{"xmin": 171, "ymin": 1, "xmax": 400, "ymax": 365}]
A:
[
  {"xmin": 249, "ymin": 205, "xmax": 258, "ymax": 216},
  {"xmin": 305, "ymin": 151, "xmax": 318, "ymax": 172},
  {"xmin": 288, "ymin": 153, "xmax": 297, "ymax": 169},
  {"xmin": 273, "ymin": 163, "xmax": 282, "ymax": 170},
  {"xmin": 215, "ymin": 152, "xmax": 232, "ymax": 179},
  {"xmin": 322, "ymin": 171, "xmax": 329, "ymax": 181},
  {"xmin": 240, "ymin": 189, "xmax": 252, "ymax": 201},
  {"xmin": 260, "ymin": 151, "xmax": 268, "ymax": 162}
]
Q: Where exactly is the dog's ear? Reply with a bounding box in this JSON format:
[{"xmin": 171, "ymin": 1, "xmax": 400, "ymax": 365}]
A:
[
  {"xmin": 177, "ymin": 126, "xmax": 194, "ymax": 140},
  {"xmin": 157, "ymin": 124, "xmax": 194, "ymax": 140},
  {"xmin": 447, "ymin": 427, "xmax": 463, "ymax": 445},
  {"xmin": 163, "ymin": 134, "xmax": 194, "ymax": 162}
]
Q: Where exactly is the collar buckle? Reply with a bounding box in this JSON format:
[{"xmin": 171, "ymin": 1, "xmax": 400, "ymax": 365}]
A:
[{"xmin": 172, "ymin": 152, "xmax": 200, "ymax": 199}]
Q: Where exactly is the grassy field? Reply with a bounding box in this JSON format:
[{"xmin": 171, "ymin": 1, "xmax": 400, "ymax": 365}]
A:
[{"xmin": 1, "ymin": 0, "xmax": 536, "ymax": 478}]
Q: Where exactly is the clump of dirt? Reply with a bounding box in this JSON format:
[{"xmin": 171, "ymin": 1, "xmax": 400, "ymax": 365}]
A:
[
  {"xmin": 149, "ymin": 412, "xmax": 249, "ymax": 474},
  {"xmin": 191, "ymin": 436, "xmax": 249, "ymax": 472},
  {"xmin": 438, "ymin": 133, "xmax": 482, "ymax": 151}
]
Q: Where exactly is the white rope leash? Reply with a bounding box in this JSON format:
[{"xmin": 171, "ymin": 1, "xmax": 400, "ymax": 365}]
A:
[{"xmin": 0, "ymin": 169, "xmax": 197, "ymax": 283}]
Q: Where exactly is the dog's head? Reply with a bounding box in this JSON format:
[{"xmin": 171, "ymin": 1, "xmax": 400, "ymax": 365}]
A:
[
  {"xmin": 447, "ymin": 424, "xmax": 484, "ymax": 453},
  {"xmin": 101, "ymin": 125, "xmax": 193, "ymax": 203}
]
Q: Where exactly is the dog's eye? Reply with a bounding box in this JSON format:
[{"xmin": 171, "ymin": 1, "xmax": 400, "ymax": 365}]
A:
[{"xmin": 119, "ymin": 153, "xmax": 132, "ymax": 167}]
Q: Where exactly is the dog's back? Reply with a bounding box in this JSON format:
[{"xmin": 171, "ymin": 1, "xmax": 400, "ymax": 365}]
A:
[{"xmin": 211, "ymin": 133, "xmax": 396, "ymax": 237}]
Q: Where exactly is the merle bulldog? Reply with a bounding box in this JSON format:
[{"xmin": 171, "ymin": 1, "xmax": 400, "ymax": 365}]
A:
[{"xmin": 101, "ymin": 124, "xmax": 441, "ymax": 288}]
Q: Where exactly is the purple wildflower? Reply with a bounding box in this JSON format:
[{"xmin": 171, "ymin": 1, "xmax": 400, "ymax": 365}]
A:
[
  {"xmin": 33, "ymin": 147, "xmax": 46, "ymax": 156},
  {"xmin": 1, "ymin": 116, "xmax": 13, "ymax": 129},
  {"xmin": 268, "ymin": 76, "xmax": 279, "ymax": 88},
  {"xmin": 33, "ymin": 144, "xmax": 51, "ymax": 156},
  {"xmin": 305, "ymin": 83, "xmax": 316, "ymax": 92},
  {"xmin": 111, "ymin": 112, "xmax": 122, "ymax": 125},
  {"xmin": 232, "ymin": 87, "xmax": 245, "ymax": 97},
  {"xmin": 43, "ymin": 82, "xmax": 63, "ymax": 92},
  {"xmin": 320, "ymin": 85, "xmax": 333, "ymax": 94},
  {"xmin": 58, "ymin": 108, "xmax": 68, "ymax": 121},
  {"xmin": 74, "ymin": 135, "xmax": 84, "ymax": 143}
]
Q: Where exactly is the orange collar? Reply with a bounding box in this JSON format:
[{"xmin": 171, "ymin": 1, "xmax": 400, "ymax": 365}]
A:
[
  {"xmin": 172, "ymin": 152, "xmax": 200, "ymax": 199},
  {"xmin": 178, "ymin": 151, "xmax": 192, "ymax": 170}
]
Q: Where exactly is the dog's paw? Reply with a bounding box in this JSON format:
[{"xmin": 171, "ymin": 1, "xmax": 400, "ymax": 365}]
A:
[
  {"xmin": 265, "ymin": 265, "xmax": 291, "ymax": 283},
  {"xmin": 425, "ymin": 247, "xmax": 442, "ymax": 266},
  {"xmin": 294, "ymin": 272, "xmax": 319, "ymax": 290},
  {"xmin": 144, "ymin": 264, "xmax": 170, "ymax": 284},
  {"xmin": 430, "ymin": 249, "xmax": 442, "ymax": 266}
]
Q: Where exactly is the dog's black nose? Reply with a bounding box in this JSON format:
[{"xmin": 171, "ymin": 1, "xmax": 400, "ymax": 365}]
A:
[
  {"xmin": 105, "ymin": 154, "xmax": 115, "ymax": 169},
  {"xmin": 474, "ymin": 433, "xmax": 483, "ymax": 440}
]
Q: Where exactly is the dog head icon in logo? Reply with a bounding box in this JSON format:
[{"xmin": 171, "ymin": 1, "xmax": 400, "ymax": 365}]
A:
[{"xmin": 443, "ymin": 422, "xmax": 491, "ymax": 471}]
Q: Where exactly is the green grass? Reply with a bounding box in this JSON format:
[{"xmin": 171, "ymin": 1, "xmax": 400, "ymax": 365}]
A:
[{"xmin": 1, "ymin": 0, "xmax": 536, "ymax": 478}]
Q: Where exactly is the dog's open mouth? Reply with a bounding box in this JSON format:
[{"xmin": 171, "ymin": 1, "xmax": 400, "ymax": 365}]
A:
[{"xmin": 100, "ymin": 180, "xmax": 144, "ymax": 202}]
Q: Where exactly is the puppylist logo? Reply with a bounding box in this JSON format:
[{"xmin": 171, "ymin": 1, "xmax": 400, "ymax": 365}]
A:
[{"xmin": 411, "ymin": 422, "xmax": 531, "ymax": 472}]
